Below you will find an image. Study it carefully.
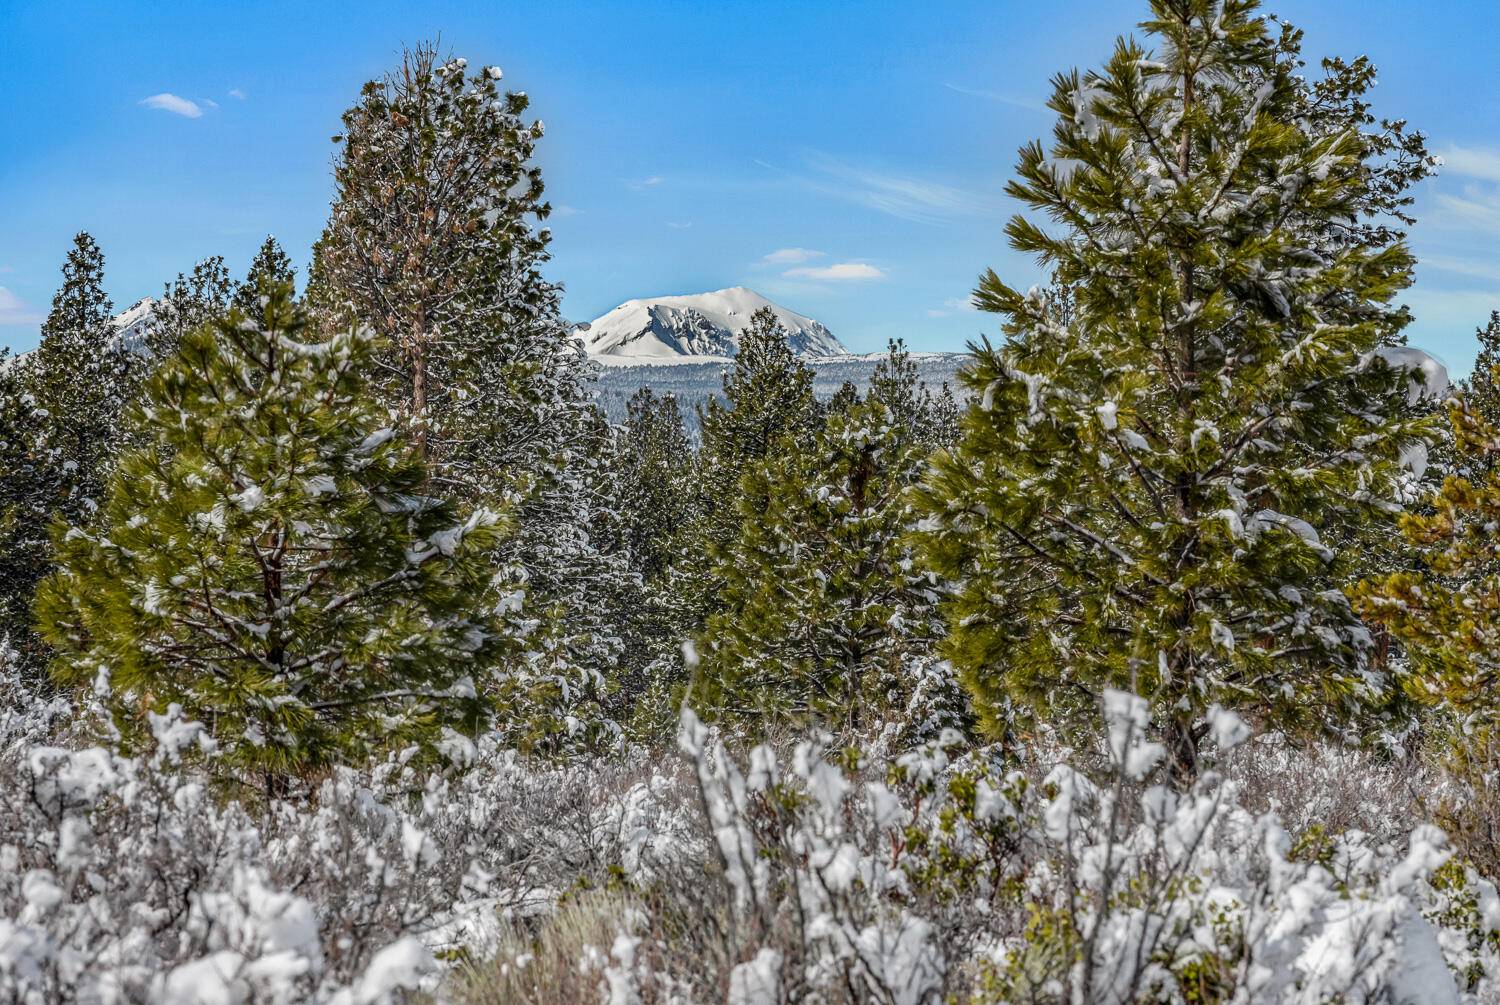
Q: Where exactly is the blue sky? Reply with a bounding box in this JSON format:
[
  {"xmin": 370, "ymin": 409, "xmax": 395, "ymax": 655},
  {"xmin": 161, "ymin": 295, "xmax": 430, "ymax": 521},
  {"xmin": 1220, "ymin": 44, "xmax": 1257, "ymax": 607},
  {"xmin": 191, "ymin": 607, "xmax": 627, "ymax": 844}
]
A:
[{"xmin": 2, "ymin": 1, "xmax": 1499, "ymax": 372}]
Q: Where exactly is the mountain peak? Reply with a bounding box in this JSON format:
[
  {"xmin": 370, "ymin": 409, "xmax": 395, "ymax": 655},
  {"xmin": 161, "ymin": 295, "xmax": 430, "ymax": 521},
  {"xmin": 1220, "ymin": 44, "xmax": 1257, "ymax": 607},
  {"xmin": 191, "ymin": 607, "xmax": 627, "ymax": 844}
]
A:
[{"xmin": 582, "ymin": 288, "xmax": 845, "ymax": 362}]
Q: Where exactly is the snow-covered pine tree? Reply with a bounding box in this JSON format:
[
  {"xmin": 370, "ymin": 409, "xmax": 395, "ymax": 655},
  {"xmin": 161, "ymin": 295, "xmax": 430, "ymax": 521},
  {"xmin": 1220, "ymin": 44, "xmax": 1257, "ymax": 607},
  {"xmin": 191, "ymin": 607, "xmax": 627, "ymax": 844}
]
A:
[
  {"xmin": 609, "ymin": 389, "xmax": 698, "ymax": 715},
  {"xmin": 149, "ymin": 256, "xmax": 234, "ymax": 360},
  {"xmin": 680, "ymin": 306, "xmax": 820, "ymax": 609},
  {"xmin": 27, "ymin": 233, "xmax": 139, "ymax": 517},
  {"xmin": 868, "ymin": 338, "xmax": 960, "ymax": 452},
  {"xmin": 913, "ymin": 0, "xmax": 1441, "ymax": 777},
  {"xmin": 0, "ymin": 355, "xmax": 49, "ymax": 671},
  {"xmin": 309, "ymin": 43, "xmax": 564, "ymax": 473},
  {"xmin": 699, "ymin": 343, "xmax": 954, "ymax": 735},
  {"xmin": 310, "ymin": 46, "xmax": 635, "ymax": 734},
  {"xmin": 234, "ymin": 235, "xmax": 296, "ymax": 314},
  {"xmin": 35, "ymin": 284, "xmax": 510, "ymax": 787},
  {"xmin": 618, "ymin": 388, "xmax": 695, "ymax": 586}
]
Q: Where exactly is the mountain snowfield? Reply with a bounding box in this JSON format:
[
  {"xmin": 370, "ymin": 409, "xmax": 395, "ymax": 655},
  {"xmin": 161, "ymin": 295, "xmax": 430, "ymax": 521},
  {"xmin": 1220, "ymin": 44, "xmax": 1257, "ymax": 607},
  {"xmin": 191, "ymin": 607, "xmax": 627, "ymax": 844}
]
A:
[{"xmin": 581, "ymin": 286, "xmax": 845, "ymax": 362}]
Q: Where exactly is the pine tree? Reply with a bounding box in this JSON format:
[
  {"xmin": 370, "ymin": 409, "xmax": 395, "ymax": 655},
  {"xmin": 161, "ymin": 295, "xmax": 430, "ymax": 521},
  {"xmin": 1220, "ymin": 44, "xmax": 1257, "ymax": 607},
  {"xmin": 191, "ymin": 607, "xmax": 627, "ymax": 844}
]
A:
[
  {"xmin": 311, "ymin": 45, "xmax": 634, "ymax": 724},
  {"xmin": 611, "ymin": 389, "xmax": 697, "ymax": 710},
  {"xmin": 35, "ymin": 285, "xmax": 509, "ymax": 785},
  {"xmin": 149, "ymin": 256, "xmax": 234, "ymax": 359},
  {"xmin": 0, "ymin": 356, "xmax": 48, "ymax": 670},
  {"xmin": 1353, "ymin": 397, "xmax": 1500, "ymax": 724},
  {"xmin": 868, "ymin": 339, "xmax": 960, "ymax": 452},
  {"xmin": 234, "ymin": 236, "xmax": 296, "ymax": 315},
  {"xmin": 618, "ymin": 388, "xmax": 695, "ymax": 585},
  {"xmin": 692, "ymin": 307, "xmax": 819, "ymax": 559},
  {"xmin": 309, "ymin": 43, "xmax": 560, "ymax": 470},
  {"xmin": 27, "ymin": 233, "xmax": 138, "ymax": 516},
  {"xmin": 913, "ymin": 1, "xmax": 1440, "ymax": 777},
  {"xmin": 699, "ymin": 356, "xmax": 948, "ymax": 734}
]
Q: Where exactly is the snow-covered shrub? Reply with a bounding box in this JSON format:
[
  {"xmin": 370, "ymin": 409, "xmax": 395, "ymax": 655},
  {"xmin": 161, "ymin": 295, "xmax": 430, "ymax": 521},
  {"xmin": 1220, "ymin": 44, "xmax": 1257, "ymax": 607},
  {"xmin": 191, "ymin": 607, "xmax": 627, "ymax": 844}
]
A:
[
  {"xmin": 0, "ymin": 698, "xmax": 676, "ymax": 1004},
  {"xmin": 465, "ymin": 696, "xmax": 1500, "ymax": 1004},
  {"xmin": 7, "ymin": 688, "xmax": 1500, "ymax": 1003}
]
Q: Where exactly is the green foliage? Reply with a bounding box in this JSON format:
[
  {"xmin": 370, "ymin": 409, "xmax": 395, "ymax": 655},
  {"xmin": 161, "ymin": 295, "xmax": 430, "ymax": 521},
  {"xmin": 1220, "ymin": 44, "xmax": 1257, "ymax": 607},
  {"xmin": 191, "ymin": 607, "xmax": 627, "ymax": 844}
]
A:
[
  {"xmin": 698, "ymin": 342, "xmax": 955, "ymax": 733},
  {"xmin": 35, "ymin": 285, "xmax": 510, "ymax": 782},
  {"xmin": 1354, "ymin": 399, "xmax": 1500, "ymax": 722},
  {"xmin": 674, "ymin": 307, "xmax": 819, "ymax": 623},
  {"xmin": 1, "ymin": 233, "xmax": 139, "ymax": 671},
  {"xmin": 913, "ymin": 0, "xmax": 1439, "ymax": 774},
  {"xmin": 312, "ymin": 44, "xmax": 634, "ymax": 711},
  {"xmin": 235, "ymin": 235, "xmax": 297, "ymax": 314},
  {"xmin": 150, "ymin": 256, "xmax": 235, "ymax": 360}
]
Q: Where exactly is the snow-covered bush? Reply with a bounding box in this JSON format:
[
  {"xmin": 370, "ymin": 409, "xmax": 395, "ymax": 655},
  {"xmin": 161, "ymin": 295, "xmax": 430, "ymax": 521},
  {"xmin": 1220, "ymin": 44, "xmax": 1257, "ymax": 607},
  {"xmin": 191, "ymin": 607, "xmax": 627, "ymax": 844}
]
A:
[
  {"xmin": 0, "ymin": 696, "xmax": 673, "ymax": 1004},
  {"xmin": 453, "ymin": 697, "xmax": 1500, "ymax": 1004},
  {"xmin": 6, "ymin": 686, "xmax": 1500, "ymax": 1003}
]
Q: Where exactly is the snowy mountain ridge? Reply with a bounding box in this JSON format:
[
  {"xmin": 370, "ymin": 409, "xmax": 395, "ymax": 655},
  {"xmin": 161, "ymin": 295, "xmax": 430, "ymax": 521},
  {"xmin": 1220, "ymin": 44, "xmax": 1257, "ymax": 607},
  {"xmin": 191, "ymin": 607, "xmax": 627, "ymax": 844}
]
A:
[{"xmin": 581, "ymin": 287, "xmax": 845, "ymax": 363}]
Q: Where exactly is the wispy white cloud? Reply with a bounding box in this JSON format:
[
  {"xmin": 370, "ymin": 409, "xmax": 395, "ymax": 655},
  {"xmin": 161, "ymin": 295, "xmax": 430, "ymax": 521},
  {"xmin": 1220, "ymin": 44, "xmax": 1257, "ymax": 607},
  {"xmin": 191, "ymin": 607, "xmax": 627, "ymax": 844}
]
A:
[
  {"xmin": 551, "ymin": 204, "xmax": 583, "ymax": 218},
  {"xmin": 1418, "ymin": 255, "xmax": 1500, "ymax": 285},
  {"xmin": 1439, "ymin": 146, "xmax": 1500, "ymax": 184},
  {"xmin": 941, "ymin": 82, "xmax": 1047, "ymax": 114},
  {"xmin": 140, "ymin": 93, "xmax": 204, "ymax": 118},
  {"xmin": 0, "ymin": 288, "xmax": 42, "ymax": 325},
  {"xmin": 768, "ymin": 153, "xmax": 998, "ymax": 225},
  {"xmin": 228, "ymin": 87, "xmax": 246, "ymax": 100},
  {"xmin": 762, "ymin": 247, "xmax": 824, "ymax": 265},
  {"xmin": 627, "ymin": 175, "xmax": 665, "ymax": 190},
  {"xmin": 783, "ymin": 262, "xmax": 885, "ymax": 281},
  {"xmin": 666, "ymin": 221, "xmax": 692, "ymax": 229},
  {"xmin": 926, "ymin": 295, "xmax": 981, "ymax": 318}
]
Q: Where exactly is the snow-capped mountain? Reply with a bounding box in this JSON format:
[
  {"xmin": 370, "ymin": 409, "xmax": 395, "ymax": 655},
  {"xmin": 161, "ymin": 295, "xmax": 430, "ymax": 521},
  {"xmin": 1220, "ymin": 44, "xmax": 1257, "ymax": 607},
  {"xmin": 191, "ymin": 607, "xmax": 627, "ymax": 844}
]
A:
[
  {"xmin": 112, "ymin": 297, "xmax": 158, "ymax": 352},
  {"xmin": 582, "ymin": 287, "xmax": 845, "ymax": 363}
]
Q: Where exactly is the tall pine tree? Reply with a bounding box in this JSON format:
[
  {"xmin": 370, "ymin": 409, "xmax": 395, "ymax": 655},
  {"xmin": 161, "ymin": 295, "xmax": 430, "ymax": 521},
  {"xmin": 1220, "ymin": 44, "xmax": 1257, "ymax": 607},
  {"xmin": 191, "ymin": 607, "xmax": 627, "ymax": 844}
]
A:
[
  {"xmin": 3, "ymin": 234, "xmax": 138, "ymax": 668},
  {"xmin": 310, "ymin": 46, "xmax": 634, "ymax": 724},
  {"xmin": 913, "ymin": 0, "xmax": 1440, "ymax": 777}
]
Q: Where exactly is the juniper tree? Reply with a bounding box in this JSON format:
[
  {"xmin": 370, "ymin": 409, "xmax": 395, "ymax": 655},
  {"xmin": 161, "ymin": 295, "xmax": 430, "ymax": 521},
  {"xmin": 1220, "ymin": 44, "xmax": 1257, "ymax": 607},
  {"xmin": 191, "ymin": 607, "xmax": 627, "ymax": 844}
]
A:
[
  {"xmin": 913, "ymin": 0, "xmax": 1441, "ymax": 777},
  {"xmin": 35, "ymin": 285, "xmax": 511, "ymax": 786},
  {"xmin": 311, "ymin": 45, "xmax": 634, "ymax": 713}
]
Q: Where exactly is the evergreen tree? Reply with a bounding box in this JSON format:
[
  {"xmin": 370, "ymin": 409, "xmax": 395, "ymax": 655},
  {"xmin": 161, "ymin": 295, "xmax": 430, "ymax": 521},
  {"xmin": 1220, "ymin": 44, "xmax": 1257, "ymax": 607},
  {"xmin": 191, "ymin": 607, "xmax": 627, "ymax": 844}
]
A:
[
  {"xmin": 5, "ymin": 234, "xmax": 138, "ymax": 669},
  {"xmin": 868, "ymin": 339, "xmax": 961, "ymax": 452},
  {"xmin": 0, "ymin": 356, "xmax": 48, "ymax": 669},
  {"xmin": 28, "ymin": 233, "xmax": 137, "ymax": 515},
  {"xmin": 309, "ymin": 43, "xmax": 562, "ymax": 470},
  {"xmin": 35, "ymin": 285, "xmax": 509, "ymax": 786},
  {"xmin": 612, "ymin": 389, "xmax": 696, "ymax": 709},
  {"xmin": 913, "ymin": 1, "xmax": 1440, "ymax": 777},
  {"xmin": 311, "ymin": 45, "xmax": 634, "ymax": 717},
  {"xmin": 695, "ymin": 308, "xmax": 819, "ymax": 547},
  {"xmin": 149, "ymin": 256, "xmax": 234, "ymax": 359},
  {"xmin": 1353, "ymin": 397, "xmax": 1500, "ymax": 724},
  {"xmin": 700, "ymin": 349, "xmax": 953, "ymax": 735},
  {"xmin": 234, "ymin": 236, "xmax": 296, "ymax": 315}
]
